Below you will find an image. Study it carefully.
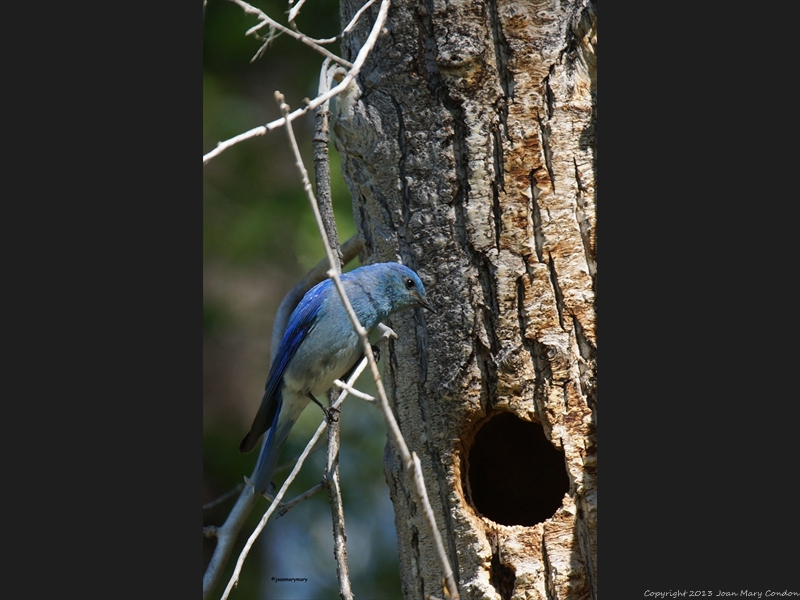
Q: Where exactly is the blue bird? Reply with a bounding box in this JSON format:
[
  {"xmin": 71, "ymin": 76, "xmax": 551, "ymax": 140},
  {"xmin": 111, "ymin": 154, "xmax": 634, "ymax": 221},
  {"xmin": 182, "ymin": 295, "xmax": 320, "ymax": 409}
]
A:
[{"xmin": 240, "ymin": 262, "xmax": 435, "ymax": 495}]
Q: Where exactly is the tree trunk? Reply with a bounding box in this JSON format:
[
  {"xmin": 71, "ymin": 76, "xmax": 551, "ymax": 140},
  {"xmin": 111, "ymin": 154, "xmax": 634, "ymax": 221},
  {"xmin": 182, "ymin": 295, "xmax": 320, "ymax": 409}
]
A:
[{"xmin": 334, "ymin": 0, "xmax": 596, "ymax": 598}]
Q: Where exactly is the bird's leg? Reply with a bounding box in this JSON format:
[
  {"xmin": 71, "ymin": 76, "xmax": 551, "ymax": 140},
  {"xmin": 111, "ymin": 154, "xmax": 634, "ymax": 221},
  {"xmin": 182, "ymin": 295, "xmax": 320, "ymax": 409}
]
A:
[{"xmin": 308, "ymin": 393, "xmax": 339, "ymax": 423}]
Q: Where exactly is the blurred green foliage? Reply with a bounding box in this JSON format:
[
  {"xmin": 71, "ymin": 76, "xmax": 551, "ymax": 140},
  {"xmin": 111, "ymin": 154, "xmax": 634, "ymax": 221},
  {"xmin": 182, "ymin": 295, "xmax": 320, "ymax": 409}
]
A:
[{"xmin": 203, "ymin": 1, "xmax": 402, "ymax": 598}]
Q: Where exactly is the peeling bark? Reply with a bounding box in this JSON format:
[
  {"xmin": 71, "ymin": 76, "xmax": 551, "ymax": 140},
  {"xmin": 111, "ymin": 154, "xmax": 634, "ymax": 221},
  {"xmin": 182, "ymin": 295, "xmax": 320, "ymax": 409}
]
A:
[{"xmin": 334, "ymin": 0, "xmax": 596, "ymax": 598}]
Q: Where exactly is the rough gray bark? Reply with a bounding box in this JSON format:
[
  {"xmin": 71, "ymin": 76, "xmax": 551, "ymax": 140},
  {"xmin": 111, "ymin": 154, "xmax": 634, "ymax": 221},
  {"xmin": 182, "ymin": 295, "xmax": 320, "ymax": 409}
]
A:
[{"xmin": 334, "ymin": 0, "xmax": 596, "ymax": 598}]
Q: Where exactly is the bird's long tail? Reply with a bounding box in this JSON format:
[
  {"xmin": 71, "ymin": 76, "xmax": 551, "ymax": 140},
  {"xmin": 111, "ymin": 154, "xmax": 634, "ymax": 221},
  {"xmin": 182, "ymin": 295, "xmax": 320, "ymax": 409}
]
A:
[{"xmin": 248, "ymin": 394, "xmax": 308, "ymax": 495}]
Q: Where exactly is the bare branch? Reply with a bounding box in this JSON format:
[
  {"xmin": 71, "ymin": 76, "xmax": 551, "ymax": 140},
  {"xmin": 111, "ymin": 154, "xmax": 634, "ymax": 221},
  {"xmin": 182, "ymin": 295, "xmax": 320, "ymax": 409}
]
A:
[
  {"xmin": 275, "ymin": 92, "xmax": 341, "ymax": 278},
  {"xmin": 326, "ymin": 387, "xmax": 353, "ymax": 599},
  {"xmin": 203, "ymin": 0, "xmax": 391, "ymax": 164},
  {"xmin": 313, "ymin": 59, "xmax": 343, "ymax": 266},
  {"xmin": 277, "ymin": 85, "xmax": 461, "ymax": 600}
]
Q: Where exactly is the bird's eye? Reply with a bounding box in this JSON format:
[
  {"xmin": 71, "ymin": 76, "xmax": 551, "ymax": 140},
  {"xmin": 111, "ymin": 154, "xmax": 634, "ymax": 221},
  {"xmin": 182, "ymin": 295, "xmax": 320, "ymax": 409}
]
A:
[{"xmin": 404, "ymin": 277, "xmax": 416, "ymax": 289}]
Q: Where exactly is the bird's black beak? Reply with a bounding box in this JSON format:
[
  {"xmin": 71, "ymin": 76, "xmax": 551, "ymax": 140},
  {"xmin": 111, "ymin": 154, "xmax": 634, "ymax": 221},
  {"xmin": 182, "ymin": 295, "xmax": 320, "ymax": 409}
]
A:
[{"xmin": 417, "ymin": 295, "xmax": 436, "ymax": 314}]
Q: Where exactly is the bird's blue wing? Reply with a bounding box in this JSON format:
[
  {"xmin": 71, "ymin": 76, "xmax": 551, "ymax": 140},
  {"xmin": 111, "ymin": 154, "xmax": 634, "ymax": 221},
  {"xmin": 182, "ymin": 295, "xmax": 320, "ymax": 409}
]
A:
[{"xmin": 238, "ymin": 279, "xmax": 330, "ymax": 453}]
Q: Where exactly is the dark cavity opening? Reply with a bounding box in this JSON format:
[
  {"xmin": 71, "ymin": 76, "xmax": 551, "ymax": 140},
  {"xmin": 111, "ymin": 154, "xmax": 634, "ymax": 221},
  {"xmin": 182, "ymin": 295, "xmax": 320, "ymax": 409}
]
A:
[{"xmin": 467, "ymin": 411, "xmax": 570, "ymax": 526}]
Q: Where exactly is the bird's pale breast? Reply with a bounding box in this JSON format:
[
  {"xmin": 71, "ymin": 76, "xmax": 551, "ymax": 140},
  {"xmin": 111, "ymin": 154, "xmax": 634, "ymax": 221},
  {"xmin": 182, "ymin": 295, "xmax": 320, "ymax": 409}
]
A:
[{"xmin": 281, "ymin": 322, "xmax": 362, "ymax": 397}]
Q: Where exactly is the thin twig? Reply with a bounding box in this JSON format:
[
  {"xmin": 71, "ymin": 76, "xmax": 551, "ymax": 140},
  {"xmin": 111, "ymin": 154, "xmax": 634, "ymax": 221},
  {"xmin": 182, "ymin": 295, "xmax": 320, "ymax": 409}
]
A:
[
  {"xmin": 203, "ymin": 0, "xmax": 391, "ymax": 164},
  {"xmin": 229, "ymin": 0, "xmax": 352, "ymax": 68},
  {"xmin": 278, "ymin": 480, "xmax": 328, "ymax": 517},
  {"xmin": 286, "ymin": 0, "xmax": 308, "ymax": 23},
  {"xmin": 203, "ymin": 483, "xmax": 245, "ymax": 511},
  {"xmin": 298, "ymin": 0, "xmax": 379, "ymax": 45},
  {"xmin": 333, "ymin": 379, "xmax": 376, "ymax": 402},
  {"xmin": 332, "ymin": 324, "xmax": 397, "ymax": 403}
]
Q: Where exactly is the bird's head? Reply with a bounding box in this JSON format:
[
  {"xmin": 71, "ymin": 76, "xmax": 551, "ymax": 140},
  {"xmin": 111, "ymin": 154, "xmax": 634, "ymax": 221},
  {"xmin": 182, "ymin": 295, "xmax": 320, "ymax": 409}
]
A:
[{"xmin": 381, "ymin": 263, "xmax": 436, "ymax": 314}]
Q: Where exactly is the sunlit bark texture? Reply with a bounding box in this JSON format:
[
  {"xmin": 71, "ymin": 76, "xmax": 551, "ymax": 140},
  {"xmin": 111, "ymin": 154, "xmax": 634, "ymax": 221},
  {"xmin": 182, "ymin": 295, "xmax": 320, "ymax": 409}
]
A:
[{"xmin": 334, "ymin": 0, "xmax": 596, "ymax": 598}]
